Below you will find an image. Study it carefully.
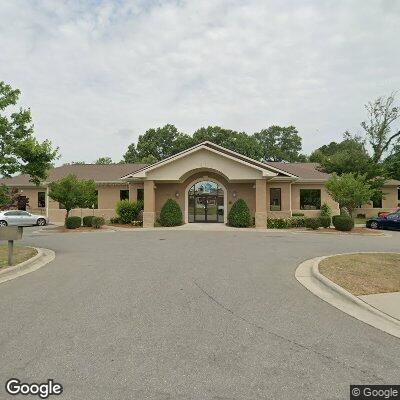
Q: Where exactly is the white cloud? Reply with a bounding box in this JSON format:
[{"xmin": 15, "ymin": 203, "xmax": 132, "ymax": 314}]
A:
[{"xmin": 0, "ymin": 0, "xmax": 399, "ymax": 163}]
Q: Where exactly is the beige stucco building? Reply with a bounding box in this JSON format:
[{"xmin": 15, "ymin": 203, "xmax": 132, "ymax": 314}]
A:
[{"xmin": 1, "ymin": 142, "xmax": 399, "ymax": 226}]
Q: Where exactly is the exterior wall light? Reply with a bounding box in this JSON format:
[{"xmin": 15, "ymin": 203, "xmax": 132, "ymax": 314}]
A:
[
  {"xmin": 232, "ymin": 191, "xmax": 237, "ymax": 198},
  {"xmin": 175, "ymin": 191, "xmax": 180, "ymax": 198}
]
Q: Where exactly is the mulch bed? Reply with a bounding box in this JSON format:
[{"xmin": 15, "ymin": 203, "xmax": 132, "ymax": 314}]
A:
[{"xmin": 295, "ymin": 227, "xmax": 382, "ymax": 235}]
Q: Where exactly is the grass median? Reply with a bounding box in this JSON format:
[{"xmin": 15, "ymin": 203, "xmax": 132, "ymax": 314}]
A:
[
  {"xmin": 0, "ymin": 245, "xmax": 38, "ymax": 269},
  {"xmin": 319, "ymin": 253, "xmax": 400, "ymax": 296}
]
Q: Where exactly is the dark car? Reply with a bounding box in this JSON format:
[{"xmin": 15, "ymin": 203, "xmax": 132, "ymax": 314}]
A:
[{"xmin": 366, "ymin": 212, "xmax": 400, "ymax": 230}]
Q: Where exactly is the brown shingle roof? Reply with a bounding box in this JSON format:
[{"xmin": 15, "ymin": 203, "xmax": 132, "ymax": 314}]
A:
[
  {"xmin": 265, "ymin": 162, "xmax": 330, "ymax": 180},
  {"xmin": 0, "ymin": 163, "xmax": 147, "ymax": 186}
]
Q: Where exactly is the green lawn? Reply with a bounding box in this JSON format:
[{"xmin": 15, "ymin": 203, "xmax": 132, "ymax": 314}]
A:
[{"xmin": 0, "ymin": 245, "xmax": 37, "ymax": 268}]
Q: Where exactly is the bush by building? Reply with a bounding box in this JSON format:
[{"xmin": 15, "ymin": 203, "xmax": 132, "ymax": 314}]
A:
[
  {"xmin": 82, "ymin": 215, "xmax": 94, "ymax": 227},
  {"xmin": 305, "ymin": 217, "xmax": 320, "ymax": 230},
  {"xmin": 116, "ymin": 200, "xmax": 143, "ymax": 224},
  {"xmin": 159, "ymin": 199, "xmax": 183, "ymax": 226},
  {"xmin": 65, "ymin": 216, "xmax": 82, "ymax": 229},
  {"xmin": 91, "ymin": 216, "xmax": 105, "ymax": 229},
  {"xmin": 227, "ymin": 199, "xmax": 252, "ymax": 227},
  {"xmin": 332, "ymin": 215, "xmax": 354, "ymax": 231}
]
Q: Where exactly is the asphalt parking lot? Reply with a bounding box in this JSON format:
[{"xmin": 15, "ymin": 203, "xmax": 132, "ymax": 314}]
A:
[{"xmin": 1, "ymin": 228, "xmax": 399, "ymax": 399}]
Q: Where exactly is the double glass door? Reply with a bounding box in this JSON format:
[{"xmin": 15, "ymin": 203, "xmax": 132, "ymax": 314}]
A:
[{"xmin": 188, "ymin": 181, "xmax": 224, "ymax": 223}]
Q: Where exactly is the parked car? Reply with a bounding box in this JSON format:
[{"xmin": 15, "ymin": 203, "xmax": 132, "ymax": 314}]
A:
[
  {"xmin": 0, "ymin": 210, "xmax": 48, "ymax": 227},
  {"xmin": 366, "ymin": 212, "xmax": 400, "ymax": 230},
  {"xmin": 378, "ymin": 207, "xmax": 400, "ymax": 218}
]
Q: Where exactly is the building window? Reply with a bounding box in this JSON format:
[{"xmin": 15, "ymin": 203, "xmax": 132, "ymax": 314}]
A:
[
  {"xmin": 38, "ymin": 192, "xmax": 46, "ymax": 208},
  {"xmin": 372, "ymin": 196, "xmax": 382, "ymax": 208},
  {"xmin": 120, "ymin": 189, "xmax": 129, "ymax": 201},
  {"xmin": 300, "ymin": 189, "xmax": 321, "ymax": 210},
  {"xmin": 137, "ymin": 188, "xmax": 144, "ymax": 202},
  {"xmin": 270, "ymin": 188, "xmax": 281, "ymax": 211}
]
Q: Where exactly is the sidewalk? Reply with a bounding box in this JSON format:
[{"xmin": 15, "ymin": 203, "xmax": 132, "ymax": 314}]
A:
[{"xmin": 359, "ymin": 292, "xmax": 400, "ymax": 321}]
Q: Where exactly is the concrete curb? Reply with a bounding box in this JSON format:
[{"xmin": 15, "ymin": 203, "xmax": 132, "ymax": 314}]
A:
[
  {"xmin": 0, "ymin": 247, "xmax": 55, "ymax": 285},
  {"xmin": 295, "ymin": 252, "xmax": 400, "ymax": 339}
]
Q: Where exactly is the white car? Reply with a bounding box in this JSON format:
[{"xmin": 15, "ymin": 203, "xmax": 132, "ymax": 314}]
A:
[{"xmin": 0, "ymin": 210, "xmax": 48, "ymax": 227}]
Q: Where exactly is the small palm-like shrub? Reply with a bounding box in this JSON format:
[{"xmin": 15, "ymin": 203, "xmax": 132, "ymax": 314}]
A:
[
  {"xmin": 332, "ymin": 215, "xmax": 354, "ymax": 231},
  {"xmin": 305, "ymin": 217, "xmax": 320, "ymax": 230},
  {"xmin": 159, "ymin": 199, "xmax": 183, "ymax": 226},
  {"xmin": 91, "ymin": 216, "xmax": 105, "ymax": 229},
  {"xmin": 319, "ymin": 216, "xmax": 331, "ymax": 228},
  {"xmin": 228, "ymin": 199, "xmax": 252, "ymax": 227},
  {"xmin": 83, "ymin": 215, "xmax": 94, "ymax": 227},
  {"xmin": 116, "ymin": 200, "xmax": 143, "ymax": 224},
  {"xmin": 65, "ymin": 216, "xmax": 81, "ymax": 229}
]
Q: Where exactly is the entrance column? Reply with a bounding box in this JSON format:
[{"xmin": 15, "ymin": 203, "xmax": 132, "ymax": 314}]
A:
[
  {"xmin": 143, "ymin": 180, "xmax": 155, "ymax": 228},
  {"xmin": 255, "ymin": 179, "xmax": 267, "ymax": 228}
]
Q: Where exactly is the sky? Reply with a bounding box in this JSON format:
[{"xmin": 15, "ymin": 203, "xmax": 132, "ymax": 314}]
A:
[{"xmin": 1, "ymin": 0, "xmax": 399, "ymax": 164}]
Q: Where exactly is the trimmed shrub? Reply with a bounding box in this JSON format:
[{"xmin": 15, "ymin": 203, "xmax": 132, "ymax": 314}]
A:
[
  {"xmin": 159, "ymin": 199, "xmax": 183, "ymax": 226},
  {"xmin": 227, "ymin": 199, "xmax": 252, "ymax": 227},
  {"xmin": 332, "ymin": 215, "xmax": 354, "ymax": 231},
  {"xmin": 319, "ymin": 215, "xmax": 331, "ymax": 228},
  {"xmin": 91, "ymin": 216, "xmax": 105, "ymax": 229},
  {"xmin": 305, "ymin": 217, "xmax": 320, "ymax": 230},
  {"xmin": 292, "ymin": 212, "xmax": 305, "ymax": 217},
  {"xmin": 267, "ymin": 218, "xmax": 291, "ymax": 229},
  {"xmin": 289, "ymin": 216, "xmax": 306, "ymax": 228},
  {"xmin": 116, "ymin": 200, "xmax": 142, "ymax": 224},
  {"xmin": 109, "ymin": 217, "xmax": 120, "ymax": 224},
  {"xmin": 65, "ymin": 216, "xmax": 81, "ymax": 229},
  {"xmin": 82, "ymin": 215, "xmax": 94, "ymax": 227},
  {"xmin": 320, "ymin": 202, "xmax": 332, "ymax": 217}
]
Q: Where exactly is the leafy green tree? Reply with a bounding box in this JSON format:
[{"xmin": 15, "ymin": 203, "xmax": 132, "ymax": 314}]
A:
[
  {"xmin": 122, "ymin": 143, "xmax": 139, "ymax": 163},
  {"xmin": 0, "ymin": 185, "xmax": 11, "ymax": 208},
  {"xmin": 325, "ymin": 173, "xmax": 375, "ymax": 215},
  {"xmin": 361, "ymin": 92, "xmax": 400, "ymax": 162},
  {"xmin": 192, "ymin": 126, "xmax": 263, "ymax": 160},
  {"xmin": 382, "ymin": 145, "xmax": 400, "ymax": 180},
  {"xmin": 253, "ymin": 125, "xmax": 306, "ymax": 162},
  {"xmin": 0, "ymin": 81, "xmax": 58, "ymax": 184},
  {"xmin": 48, "ymin": 174, "xmax": 97, "ymax": 219},
  {"xmin": 136, "ymin": 124, "xmax": 191, "ymax": 162},
  {"xmin": 313, "ymin": 135, "xmax": 377, "ymax": 177},
  {"xmin": 95, "ymin": 157, "xmax": 113, "ymax": 164}
]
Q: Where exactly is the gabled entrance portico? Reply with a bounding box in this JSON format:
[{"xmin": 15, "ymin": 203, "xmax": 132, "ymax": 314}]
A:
[{"xmin": 121, "ymin": 142, "xmax": 298, "ymax": 228}]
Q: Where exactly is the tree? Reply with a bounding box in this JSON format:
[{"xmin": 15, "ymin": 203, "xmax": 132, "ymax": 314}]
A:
[
  {"xmin": 313, "ymin": 134, "xmax": 377, "ymax": 177},
  {"xmin": 136, "ymin": 124, "xmax": 191, "ymax": 162},
  {"xmin": 383, "ymin": 145, "xmax": 400, "ymax": 181},
  {"xmin": 361, "ymin": 92, "xmax": 400, "ymax": 162},
  {"xmin": 253, "ymin": 125, "xmax": 306, "ymax": 162},
  {"xmin": 95, "ymin": 157, "xmax": 113, "ymax": 164},
  {"xmin": 192, "ymin": 126, "xmax": 263, "ymax": 160},
  {"xmin": 0, "ymin": 81, "xmax": 58, "ymax": 184},
  {"xmin": 325, "ymin": 173, "xmax": 375, "ymax": 215},
  {"xmin": 48, "ymin": 174, "xmax": 97, "ymax": 219},
  {"xmin": 122, "ymin": 143, "xmax": 139, "ymax": 163},
  {"xmin": 0, "ymin": 185, "xmax": 11, "ymax": 208}
]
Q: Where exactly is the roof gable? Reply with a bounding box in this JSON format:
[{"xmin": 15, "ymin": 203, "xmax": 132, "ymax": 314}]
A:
[{"xmin": 122, "ymin": 142, "xmax": 297, "ymax": 180}]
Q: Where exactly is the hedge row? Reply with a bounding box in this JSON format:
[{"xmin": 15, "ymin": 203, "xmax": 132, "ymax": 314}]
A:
[
  {"xmin": 267, "ymin": 216, "xmax": 333, "ymax": 230},
  {"xmin": 65, "ymin": 215, "xmax": 105, "ymax": 229}
]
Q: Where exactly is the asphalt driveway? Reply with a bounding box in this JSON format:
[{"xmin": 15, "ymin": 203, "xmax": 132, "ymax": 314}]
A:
[{"xmin": 1, "ymin": 228, "xmax": 399, "ymax": 399}]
